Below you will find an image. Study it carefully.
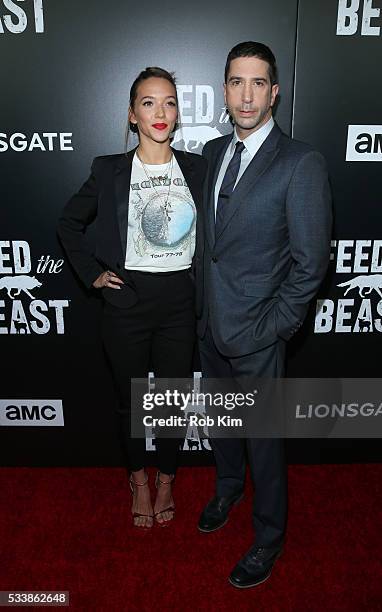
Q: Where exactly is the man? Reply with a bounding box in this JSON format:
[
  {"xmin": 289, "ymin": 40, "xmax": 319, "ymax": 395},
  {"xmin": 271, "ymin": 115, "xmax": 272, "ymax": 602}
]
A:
[{"xmin": 196, "ymin": 41, "xmax": 332, "ymax": 588}]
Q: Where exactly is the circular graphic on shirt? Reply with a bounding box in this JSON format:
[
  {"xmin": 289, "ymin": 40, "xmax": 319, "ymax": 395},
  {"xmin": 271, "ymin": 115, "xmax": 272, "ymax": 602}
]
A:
[{"xmin": 141, "ymin": 192, "xmax": 195, "ymax": 248}]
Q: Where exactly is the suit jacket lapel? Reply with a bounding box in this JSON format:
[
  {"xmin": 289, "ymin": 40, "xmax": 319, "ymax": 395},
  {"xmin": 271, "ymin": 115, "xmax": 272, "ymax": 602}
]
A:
[
  {"xmin": 206, "ymin": 135, "xmax": 231, "ymax": 249},
  {"xmin": 172, "ymin": 147, "xmax": 199, "ymax": 207},
  {"xmin": 215, "ymin": 124, "xmax": 282, "ymax": 241},
  {"xmin": 114, "ymin": 147, "xmax": 136, "ymax": 262}
]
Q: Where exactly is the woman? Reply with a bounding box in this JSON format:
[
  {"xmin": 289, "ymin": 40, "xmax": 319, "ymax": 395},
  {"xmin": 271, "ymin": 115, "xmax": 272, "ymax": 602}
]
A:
[{"xmin": 58, "ymin": 67, "xmax": 207, "ymax": 528}]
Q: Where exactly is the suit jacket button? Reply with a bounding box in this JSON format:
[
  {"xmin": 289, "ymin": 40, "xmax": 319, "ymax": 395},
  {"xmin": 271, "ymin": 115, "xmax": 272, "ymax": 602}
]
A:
[{"xmin": 212, "ymin": 256, "xmax": 218, "ymax": 263}]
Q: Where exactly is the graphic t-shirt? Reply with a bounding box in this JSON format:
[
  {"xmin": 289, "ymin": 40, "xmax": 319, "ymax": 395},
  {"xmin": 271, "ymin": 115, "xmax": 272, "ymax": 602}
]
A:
[{"xmin": 125, "ymin": 153, "xmax": 196, "ymax": 272}]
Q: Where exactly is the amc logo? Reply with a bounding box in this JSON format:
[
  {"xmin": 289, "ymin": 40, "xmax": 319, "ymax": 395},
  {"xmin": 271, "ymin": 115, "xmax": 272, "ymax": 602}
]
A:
[
  {"xmin": 0, "ymin": 400, "xmax": 64, "ymax": 426},
  {"xmin": 346, "ymin": 125, "xmax": 382, "ymax": 161}
]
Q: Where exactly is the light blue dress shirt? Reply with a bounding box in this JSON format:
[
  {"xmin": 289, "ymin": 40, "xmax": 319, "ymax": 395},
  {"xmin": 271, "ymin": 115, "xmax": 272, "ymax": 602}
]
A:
[{"xmin": 214, "ymin": 116, "xmax": 275, "ymax": 217}]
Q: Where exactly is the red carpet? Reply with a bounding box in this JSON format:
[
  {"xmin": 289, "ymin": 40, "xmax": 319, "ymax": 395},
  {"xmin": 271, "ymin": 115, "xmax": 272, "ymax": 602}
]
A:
[{"xmin": 0, "ymin": 465, "xmax": 381, "ymax": 611}]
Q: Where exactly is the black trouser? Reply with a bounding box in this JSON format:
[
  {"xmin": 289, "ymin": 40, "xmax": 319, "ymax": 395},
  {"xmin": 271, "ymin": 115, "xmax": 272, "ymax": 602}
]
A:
[
  {"xmin": 102, "ymin": 269, "xmax": 195, "ymax": 474},
  {"xmin": 199, "ymin": 325, "xmax": 288, "ymax": 548}
]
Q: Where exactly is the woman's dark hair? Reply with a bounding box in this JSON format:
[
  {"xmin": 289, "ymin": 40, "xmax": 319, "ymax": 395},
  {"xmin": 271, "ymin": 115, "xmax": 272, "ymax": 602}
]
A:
[
  {"xmin": 125, "ymin": 66, "xmax": 178, "ymax": 150},
  {"xmin": 224, "ymin": 41, "xmax": 278, "ymax": 85}
]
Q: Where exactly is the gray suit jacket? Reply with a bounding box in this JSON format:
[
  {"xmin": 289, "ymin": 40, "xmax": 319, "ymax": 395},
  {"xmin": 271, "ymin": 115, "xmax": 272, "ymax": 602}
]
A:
[{"xmin": 196, "ymin": 123, "xmax": 332, "ymax": 357}]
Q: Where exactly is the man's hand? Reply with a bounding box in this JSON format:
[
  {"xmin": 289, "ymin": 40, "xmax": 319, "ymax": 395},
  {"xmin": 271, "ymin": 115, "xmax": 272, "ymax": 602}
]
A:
[{"xmin": 93, "ymin": 271, "xmax": 124, "ymax": 290}]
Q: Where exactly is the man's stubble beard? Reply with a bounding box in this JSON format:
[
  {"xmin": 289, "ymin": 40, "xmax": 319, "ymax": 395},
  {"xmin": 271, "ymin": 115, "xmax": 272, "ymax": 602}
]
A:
[{"xmin": 231, "ymin": 107, "xmax": 271, "ymax": 135}]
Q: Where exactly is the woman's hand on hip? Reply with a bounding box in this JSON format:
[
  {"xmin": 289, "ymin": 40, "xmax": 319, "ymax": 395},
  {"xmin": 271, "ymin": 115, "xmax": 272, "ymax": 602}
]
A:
[{"xmin": 93, "ymin": 271, "xmax": 124, "ymax": 290}]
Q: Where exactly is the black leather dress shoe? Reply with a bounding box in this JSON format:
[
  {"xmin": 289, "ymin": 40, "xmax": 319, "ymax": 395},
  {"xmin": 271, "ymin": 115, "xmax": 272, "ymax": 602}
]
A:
[
  {"xmin": 198, "ymin": 492, "xmax": 243, "ymax": 533},
  {"xmin": 228, "ymin": 544, "xmax": 283, "ymax": 588}
]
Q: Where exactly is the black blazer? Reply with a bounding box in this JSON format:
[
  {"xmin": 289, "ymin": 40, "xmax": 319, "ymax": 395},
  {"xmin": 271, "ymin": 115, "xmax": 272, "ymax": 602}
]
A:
[{"xmin": 57, "ymin": 147, "xmax": 207, "ymax": 308}]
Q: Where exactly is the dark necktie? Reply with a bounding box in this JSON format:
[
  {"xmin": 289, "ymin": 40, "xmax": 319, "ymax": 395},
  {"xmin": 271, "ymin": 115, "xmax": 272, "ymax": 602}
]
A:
[{"xmin": 215, "ymin": 140, "xmax": 245, "ymax": 238}]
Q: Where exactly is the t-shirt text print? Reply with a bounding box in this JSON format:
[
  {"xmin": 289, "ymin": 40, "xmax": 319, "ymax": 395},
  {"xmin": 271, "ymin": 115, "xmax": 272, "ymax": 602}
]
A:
[{"xmin": 125, "ymin": 154, "xmax": 196, "ymax": 271}]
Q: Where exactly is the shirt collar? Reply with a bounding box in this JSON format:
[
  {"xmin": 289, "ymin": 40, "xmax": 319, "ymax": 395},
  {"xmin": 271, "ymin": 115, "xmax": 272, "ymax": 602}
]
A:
[{"xmin": 231, "ymin": 116, "xmax": 274, "ymax": 157}]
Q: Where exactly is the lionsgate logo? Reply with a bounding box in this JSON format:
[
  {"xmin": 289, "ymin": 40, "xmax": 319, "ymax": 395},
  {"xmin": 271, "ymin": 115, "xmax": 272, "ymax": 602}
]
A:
[
  {"xmin": 337, "ymin": 0, "xmax": 381, "ymax": 36},
  {"xmin": 315, "ymin": 240, "xmax": 382, "ymax": 334},
  {"xmin": 346, "ymin": 126, "xmax": 382, "ymax": 161},
  {"xmin": 0, "ymin": 0, "xmax": 44, "ymax": 34},
  {"xmin": 166, "ymin": 85, "xmax": 229, "ymax": 154},
  {"xmin": 0, "ymin": 240, "xmax": 69, "ymax": 335},
  {"xmin": 0, "ymin": 400, "xmax": 64, "ymax": 426},
  {"xmin": 0, "ymin": 132, "xmax": 74, "ymax": 153}
]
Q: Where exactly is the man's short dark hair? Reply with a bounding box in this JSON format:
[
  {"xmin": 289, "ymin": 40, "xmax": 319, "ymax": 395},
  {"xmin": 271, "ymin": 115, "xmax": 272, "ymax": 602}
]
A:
[{"xmin": 225, "ymin": 41, "xmax": 278, "ymax": 85}]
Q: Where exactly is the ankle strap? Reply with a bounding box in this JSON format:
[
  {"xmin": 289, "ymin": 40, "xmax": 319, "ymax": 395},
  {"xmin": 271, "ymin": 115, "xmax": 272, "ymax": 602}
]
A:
[
  {"xmin": 156, "ymin": 471, "xmax": 174, "ymax": 486},
  {"xmin": 130, "ymin": 472, "xmax": 148, "ymax": 486}
]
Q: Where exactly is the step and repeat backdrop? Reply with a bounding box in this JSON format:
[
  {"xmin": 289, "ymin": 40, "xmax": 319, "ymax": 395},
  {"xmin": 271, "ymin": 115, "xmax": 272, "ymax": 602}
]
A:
[
  {"xmin": 288, "ymin": 0, "xmax": 382, "ymax": 462},
  {"xmin": 1, "ymin": 0, "xmax": 381, "ymax": 465}
]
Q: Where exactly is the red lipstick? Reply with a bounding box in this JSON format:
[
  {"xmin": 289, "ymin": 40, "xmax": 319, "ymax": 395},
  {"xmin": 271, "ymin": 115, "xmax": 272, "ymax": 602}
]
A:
[{"xmin": 153, "ymin": 123, "xmax": 168, "ymax": 130}]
